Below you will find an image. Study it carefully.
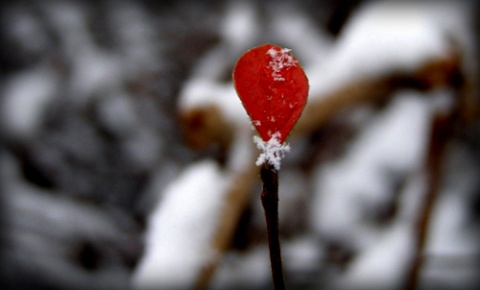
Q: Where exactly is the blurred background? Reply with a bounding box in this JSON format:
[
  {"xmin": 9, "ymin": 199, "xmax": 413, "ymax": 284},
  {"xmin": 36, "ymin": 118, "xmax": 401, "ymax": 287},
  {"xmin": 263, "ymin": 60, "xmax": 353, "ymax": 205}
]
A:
[{"xmin": 0, "ymin": 0, "xmax": 479, "ymax": 289}]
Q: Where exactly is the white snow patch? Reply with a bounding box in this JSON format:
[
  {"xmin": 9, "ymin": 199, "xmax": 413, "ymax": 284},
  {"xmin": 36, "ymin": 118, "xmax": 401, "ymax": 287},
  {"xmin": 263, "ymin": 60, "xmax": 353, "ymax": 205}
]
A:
[
  {"xmin": 42, "ymin": 1, "xmax": 122, "ymax": 104},
  {"xmin": 349, "ymin": 92, "xmax": 434, "ymax": 174},
  {"xmin": 4, "ymin": 6, "xmax": 48, "ymax": 54},
  {"xmin": 397, "ymin": 172, "xmax": 429, "ymax": 223},
  {"xmin": 334, "ymin": 223, "xmax": 414, "ymax": 290},
  {"xmin": 221, "ymin": 1, "xmax": 258, "ymax": 47},
  {"xmin": 310, "ymin": 91, "xmax": 435, "ymax": 246},
  {"xmin": 426, "ymin": 146, "xmax": 480, "ymax": 258},
  {"xmin": 267, "ymin": 47, "xmax": 296, "ymax": 81},
  {"xmin": 96, "ymin": 92, "xmax": 140, "ymax": 135},
  {"xmin": 211, "ymin": 246, "xmax": 271, "ymax": 290},
  {"xmin": 1, "ymin": 64, "xmax": 58, "ymax": 140},
  {"xmin": 283, "ymin": 235, "xmax": 323, "ymax": 273},
  {"xmin": 107, "ymin": 1, "xmax": 162, "ymax": 73},
  {"xmin": 132, "ymin": 161, "xmax": 229, "ymax": 289},
  {"xmin": 426, "ymin": 192, "xmax": 476, "ymax": 257},
  {"xmin": 178, "ymin": 78, "xmax": 250, "ymax": 128},
  {"xmin": 339, "ymin": 2, "xmax": 448, "ymax": 73},
  {"xmin": 225, "ymin": 126, "xmax": 256, "ymax": 173},
  {"xmin": 278, "ymin": 169, "xmax": 309, "ymax": 226},
  {"xmin": 122, "ymin": 126, "xmax": 163, "ymax": 172},
  {"xmin": 253, "ymin": 132, "xmax": 290, "ymax": 170},
  {"xmin": 307, "ymin": 1, "xmax": 455, "ymax": 99},
  {"xmin": 267, "ymin": 2, "xmax": 333, "ymax": 64},
  {"xmin": 70, "ymin": 50, "xmax": 121, "ymax": 103}
]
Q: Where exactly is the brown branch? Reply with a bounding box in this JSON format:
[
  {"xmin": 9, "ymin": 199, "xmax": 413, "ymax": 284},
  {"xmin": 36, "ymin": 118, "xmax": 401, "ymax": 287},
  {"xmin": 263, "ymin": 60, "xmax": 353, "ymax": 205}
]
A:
[
  {"xmin": 295, "ymin": 53, "xmax": 461, "ymax": 136},
  {"xmin": 194, "ymin": 157, "xmax": 258, "ymax": 289},
  {"xmin": 404, "ymin": 108, "xmax": 457, "ymax": 290}
]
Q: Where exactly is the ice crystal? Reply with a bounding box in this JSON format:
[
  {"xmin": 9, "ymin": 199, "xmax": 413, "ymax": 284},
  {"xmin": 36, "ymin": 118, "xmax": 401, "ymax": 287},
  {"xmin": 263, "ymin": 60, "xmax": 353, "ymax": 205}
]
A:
[
  {"xmin": 267, "ymin": 47, "xmax": 296, "ymax": 81},
  {"xmin": 253, "ymin": 132, "xmax": 290, "ymax": 170}
]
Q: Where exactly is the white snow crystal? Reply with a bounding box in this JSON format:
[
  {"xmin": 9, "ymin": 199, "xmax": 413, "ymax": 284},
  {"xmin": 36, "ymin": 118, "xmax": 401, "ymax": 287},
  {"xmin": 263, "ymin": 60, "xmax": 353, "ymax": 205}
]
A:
[
  {"xmin": 253, "ymin": 132, "xmax": 291, "ymax": 170},
  {"xmin": 267, "ymin": 47, "xmax": 296, "ymax": 81}
]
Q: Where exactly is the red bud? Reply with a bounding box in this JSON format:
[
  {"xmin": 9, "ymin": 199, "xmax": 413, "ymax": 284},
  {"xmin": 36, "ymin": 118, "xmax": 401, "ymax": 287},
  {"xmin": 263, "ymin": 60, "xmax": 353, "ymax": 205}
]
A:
[{"xmin": 233, "ymin": 44, "xmax": 309, "ymax": 143}]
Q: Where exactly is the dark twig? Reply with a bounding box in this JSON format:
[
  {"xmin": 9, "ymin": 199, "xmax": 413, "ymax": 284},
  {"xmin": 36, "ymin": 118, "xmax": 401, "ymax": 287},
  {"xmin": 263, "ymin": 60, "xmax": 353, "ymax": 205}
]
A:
[
  {"xmin": 405, "ymin": 111, "xmax": 455, "ymax": 290},
  {"xmin": 260, "ymin": 163, "xmax": 286, "ymax": 290}
]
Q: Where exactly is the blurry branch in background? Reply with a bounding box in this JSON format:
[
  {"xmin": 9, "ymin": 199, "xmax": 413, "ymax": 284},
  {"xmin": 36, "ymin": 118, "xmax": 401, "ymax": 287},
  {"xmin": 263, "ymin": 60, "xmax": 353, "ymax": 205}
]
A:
[
  {"xmin": 296, "ymin": 51, "xmax": 467, "ymax": 135},
  {"xmin": 180, "ymin": 105, "xmax": 235, "ymax": 152},
  {"xmin": 405, "ymin": 43, "xmax": 477, "ymax": 290},
  {"xmin": 194, "ymin": 158, "xmax": 258, "ymax": 289},
  {"xmin": 405, "ymin": 102, "xmax": 456, "ymax": 290}
]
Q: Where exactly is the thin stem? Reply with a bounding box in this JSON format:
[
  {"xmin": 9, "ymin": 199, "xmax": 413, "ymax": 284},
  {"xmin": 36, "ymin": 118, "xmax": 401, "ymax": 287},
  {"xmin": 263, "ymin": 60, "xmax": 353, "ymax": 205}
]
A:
[
  {"xmin": 405, "ymin": 112, "xmax": 454, "ymax": 290},
  {"xmin": 260, "ymin": 163, "xmax": 286, "ymax": 290}
]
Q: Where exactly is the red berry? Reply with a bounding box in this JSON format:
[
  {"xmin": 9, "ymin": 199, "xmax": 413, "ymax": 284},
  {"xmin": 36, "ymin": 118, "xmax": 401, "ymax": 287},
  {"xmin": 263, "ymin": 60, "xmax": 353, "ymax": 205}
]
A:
[{"xmin": 233, "ymin": 44, "xmax": 309, "ymax": 143}]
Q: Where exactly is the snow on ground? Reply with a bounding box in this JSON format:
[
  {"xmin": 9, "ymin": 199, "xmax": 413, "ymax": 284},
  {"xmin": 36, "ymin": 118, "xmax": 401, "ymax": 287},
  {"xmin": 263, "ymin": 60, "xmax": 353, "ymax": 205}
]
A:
[{"xmin": 131, "ymin": 161, "xmax": 230, "ymax": 289}]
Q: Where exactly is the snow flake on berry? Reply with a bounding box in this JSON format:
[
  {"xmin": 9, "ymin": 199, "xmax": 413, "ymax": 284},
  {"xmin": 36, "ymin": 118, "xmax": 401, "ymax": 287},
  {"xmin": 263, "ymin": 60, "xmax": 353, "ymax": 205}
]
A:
[{"xmin": 267, "ymin": 47, "xmax": 297, "ymax": 81}]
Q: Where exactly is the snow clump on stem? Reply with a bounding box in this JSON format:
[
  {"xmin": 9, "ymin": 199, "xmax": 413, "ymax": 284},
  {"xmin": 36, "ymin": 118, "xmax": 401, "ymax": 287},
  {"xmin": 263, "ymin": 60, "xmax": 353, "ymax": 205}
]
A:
[{"xmin": 253, "ymin": 132, "xmax": 291, "ymax": 170}]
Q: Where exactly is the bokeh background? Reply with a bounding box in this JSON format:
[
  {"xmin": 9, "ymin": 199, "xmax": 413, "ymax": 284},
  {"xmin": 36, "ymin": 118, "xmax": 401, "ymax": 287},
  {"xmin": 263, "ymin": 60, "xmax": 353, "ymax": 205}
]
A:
[{"xmin": 1, "ymin": 0, "xmax": 479, "ymax": 289}]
